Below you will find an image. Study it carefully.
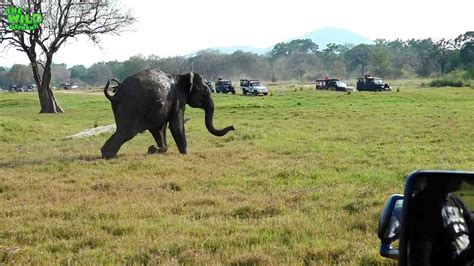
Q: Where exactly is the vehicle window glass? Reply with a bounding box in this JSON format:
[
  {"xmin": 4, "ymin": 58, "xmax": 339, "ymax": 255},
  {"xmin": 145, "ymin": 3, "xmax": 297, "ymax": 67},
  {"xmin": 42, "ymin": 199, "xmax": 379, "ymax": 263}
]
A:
[
  {"xmin": 455, "ymin": 181, "xmax": 474, "ymax": 211},
  {"xmin": 408, "ymin": 177, "xmax": 474, "ymax": 265}
]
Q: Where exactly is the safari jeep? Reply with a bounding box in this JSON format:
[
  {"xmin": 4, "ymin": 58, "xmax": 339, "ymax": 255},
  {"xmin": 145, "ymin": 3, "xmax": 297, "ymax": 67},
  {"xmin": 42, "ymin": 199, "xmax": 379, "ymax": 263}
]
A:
[
  {"xmin": 357, "ymin": 75, "xmax": 391, "ymax": 91},
  {"xmin": 378, "ymin": 170, "xmax": 474, "ymax": 265},
  {"xmin": 240, "ymin": 79, "xmax": 269, "ymax": 96},
  {"xmin": 315, "ymin": 78, "xmax": 354, "ymax": 92},
  {"xmin": 215, "ymin": 80, "xmax": 236, "ymax": 94},
  {"xmin": 205, "ymin": 81, "xmax": 215, "ymax": 93}
]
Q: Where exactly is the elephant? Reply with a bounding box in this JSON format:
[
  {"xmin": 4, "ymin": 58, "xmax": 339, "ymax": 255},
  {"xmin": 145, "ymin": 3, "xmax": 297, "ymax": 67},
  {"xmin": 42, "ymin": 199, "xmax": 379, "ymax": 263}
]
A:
[{"xmin": 101, "ymin": 69, "xmax": 234, "ymax": 159}]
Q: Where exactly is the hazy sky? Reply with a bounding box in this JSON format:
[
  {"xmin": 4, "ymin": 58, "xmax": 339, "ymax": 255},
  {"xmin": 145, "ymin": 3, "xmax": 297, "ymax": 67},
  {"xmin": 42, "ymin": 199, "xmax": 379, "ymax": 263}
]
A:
[{"xmin": 1, "ymin": 0, "xmax": 473, "ymax": 67}]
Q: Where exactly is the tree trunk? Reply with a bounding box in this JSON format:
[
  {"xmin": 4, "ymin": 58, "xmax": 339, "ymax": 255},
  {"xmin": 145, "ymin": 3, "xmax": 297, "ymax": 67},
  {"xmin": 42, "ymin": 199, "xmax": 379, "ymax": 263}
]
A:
[
  {"xmin": 35, "ymin": 55, "xmax": 64, "ymax": 113},
  {"xmin": 38, "ymin": 85, "xmax": 63, "ymax": 113}
]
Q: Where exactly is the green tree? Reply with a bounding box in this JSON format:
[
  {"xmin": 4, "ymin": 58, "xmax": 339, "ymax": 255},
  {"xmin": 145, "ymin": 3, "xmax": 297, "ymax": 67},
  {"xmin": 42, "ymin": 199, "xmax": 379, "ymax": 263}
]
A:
[
  {"xmin": 119, "ymin": 55, "xmax": 149, "ymax": 79},
  {"xmin": 86, "ymin": 63, "xmax": 113, "ymax": 85},
  {"xmin": 69, "ymin": 65, "xmax": 88, "ymax": 82},
  {"xmin": 406, "ymin": 39, "xmax": 438, "ymax": 77},
  {"xmin": 434, "ymin": 39, "xmax": 457, "ymax": 74},
  {"xmin": 270, "ymin": 39, "xmax": 319, "ymax": 80},
  {"xmin": 344, "ymin": 44, "xmax": 372, "ymax": 76},
  {"xmin": 0, "ymin": 67, "xmax": 8, "ymax": 88},
  {"xmin": 50, "ymin": 64, "xmax": 70, "ymax": 87},
  {"xmin": 460, "ymin": 42, "xmax": 474, "ymax": 77},
  {"xmin": 190, "ymin": 49, "xmax": 223, "ymax": 81},
  {"xmin": 270, "ymin": 39, "xmax": 319, "ymax": 59},
  {"xmin": 321, "ymin": 43, "xmax": 349, "ymax": 78},
  {"xmin": 372, "ymin": 40, "xmax": 391, "ymax": 77},
  {"xmin": 6, "ymin": 64, "xmax": 34, "ymax": 85}
]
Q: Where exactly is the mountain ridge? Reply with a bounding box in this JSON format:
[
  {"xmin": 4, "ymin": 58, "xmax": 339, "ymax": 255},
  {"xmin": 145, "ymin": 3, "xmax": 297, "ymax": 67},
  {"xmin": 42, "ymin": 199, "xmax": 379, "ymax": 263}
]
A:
[{"xmin": 203, "ymin": 27, "xmax": 373, "ymax": 55}]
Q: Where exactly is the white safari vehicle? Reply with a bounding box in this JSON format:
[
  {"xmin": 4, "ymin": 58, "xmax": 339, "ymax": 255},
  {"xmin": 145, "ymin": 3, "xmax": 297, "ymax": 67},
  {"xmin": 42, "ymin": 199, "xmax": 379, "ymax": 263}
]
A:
[{"xmin": 240, "ymin": 79, "xmax": 268, "ymax": 96}]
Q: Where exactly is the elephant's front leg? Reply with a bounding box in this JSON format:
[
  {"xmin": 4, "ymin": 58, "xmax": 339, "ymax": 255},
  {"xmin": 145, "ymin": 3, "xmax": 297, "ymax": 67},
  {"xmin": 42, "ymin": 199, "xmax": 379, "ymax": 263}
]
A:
[
  {"xmin": 169, "ymin": 110, "xmax": 187, "ymax": 154},
  {"xmin": 148, "ymin": 123, "xmax": 168, "ymax": 154}
]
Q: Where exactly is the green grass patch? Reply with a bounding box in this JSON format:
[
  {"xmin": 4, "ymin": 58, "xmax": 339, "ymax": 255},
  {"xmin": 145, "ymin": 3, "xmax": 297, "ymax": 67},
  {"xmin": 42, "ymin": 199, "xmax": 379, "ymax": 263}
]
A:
[{"xmin": 0, "ymin": 86, "xmax": 473, "ymax": 264}]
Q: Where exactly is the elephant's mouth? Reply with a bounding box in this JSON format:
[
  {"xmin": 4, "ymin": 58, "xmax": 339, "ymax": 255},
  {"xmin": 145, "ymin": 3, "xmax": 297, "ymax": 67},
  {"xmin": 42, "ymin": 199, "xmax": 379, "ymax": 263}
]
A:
[{"xmin": 204, "ymin": 98, "xmax": 234, "ymax": 136}]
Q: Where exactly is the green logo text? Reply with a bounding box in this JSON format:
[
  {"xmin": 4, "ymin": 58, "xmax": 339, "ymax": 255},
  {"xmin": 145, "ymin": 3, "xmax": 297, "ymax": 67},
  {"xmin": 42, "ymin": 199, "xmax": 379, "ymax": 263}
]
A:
[{"xmin": 6, "ymin": 7, "xmax": 43, "ymax": 31}]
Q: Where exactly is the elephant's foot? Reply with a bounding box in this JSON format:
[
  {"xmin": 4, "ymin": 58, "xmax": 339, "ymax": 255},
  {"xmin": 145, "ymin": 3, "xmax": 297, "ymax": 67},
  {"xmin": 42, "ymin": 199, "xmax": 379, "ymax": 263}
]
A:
[
  {"xmin": 148, "ymin": 145, "xmax": 167, "ymax": 154},
  {"xmin": 101, "ymin": 147, "xmax": 118, "ymax": 159}
]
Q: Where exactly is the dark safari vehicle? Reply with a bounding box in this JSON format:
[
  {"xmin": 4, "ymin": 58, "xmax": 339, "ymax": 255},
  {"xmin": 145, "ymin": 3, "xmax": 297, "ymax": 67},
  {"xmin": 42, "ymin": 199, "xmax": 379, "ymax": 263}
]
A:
[
  {"xmin": 205, "ymin": 81, "xmax": 215, "ymax": 93},
  {"xmin": 357, "ymin": 75, "xmax": 391, "ymax": 91},
  {"xmin": 378, "ymin": 170, "xmax": 474, "ymax": 265},
  {"xmin": 315, "ymin": 78, "xmax": 353, "ymax": 91},
  {"xmin": 215, "ymin": 79, "xmax": 236, "ymax": 94}
]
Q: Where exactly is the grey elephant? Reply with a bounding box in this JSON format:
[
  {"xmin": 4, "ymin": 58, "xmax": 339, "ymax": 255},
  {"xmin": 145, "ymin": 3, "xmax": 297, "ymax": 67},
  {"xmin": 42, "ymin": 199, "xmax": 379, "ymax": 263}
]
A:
[{"xmin": 101, "ymin": 69, "xmax": 234, "ymax": 159}]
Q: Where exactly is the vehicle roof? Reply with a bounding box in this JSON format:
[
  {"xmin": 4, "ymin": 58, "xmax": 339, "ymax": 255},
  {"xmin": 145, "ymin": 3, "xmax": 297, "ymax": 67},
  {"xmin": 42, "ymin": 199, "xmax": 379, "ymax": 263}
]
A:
[{"xmin": 316, "ymin": 78, "xmax": 340, "ymax": 82}]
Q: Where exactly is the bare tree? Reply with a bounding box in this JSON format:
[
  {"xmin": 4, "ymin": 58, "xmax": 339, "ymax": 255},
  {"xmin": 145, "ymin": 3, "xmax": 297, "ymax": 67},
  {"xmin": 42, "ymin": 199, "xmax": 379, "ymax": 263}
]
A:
[{"xmin": 0, "ymin": 0, "xmax": 135, "ymax": 113}]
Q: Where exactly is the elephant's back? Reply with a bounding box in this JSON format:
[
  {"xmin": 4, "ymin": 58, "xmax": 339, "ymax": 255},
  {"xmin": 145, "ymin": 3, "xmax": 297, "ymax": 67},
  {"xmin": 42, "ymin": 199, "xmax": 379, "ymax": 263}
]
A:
[{"xmin": 119, "ymin": 69, "xmax": 173, "ymax": 100}]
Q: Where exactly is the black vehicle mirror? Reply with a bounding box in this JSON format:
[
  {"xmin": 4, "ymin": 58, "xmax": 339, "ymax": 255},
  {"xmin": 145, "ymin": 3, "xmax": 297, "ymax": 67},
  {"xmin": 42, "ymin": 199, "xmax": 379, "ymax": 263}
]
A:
[
  {"xmin": 392, "ymin": 170, "xmax": 474, "ymax": 266},
  {"xmin": 377, "ymin": 194, "xmax": 403, "ymax": 260}
]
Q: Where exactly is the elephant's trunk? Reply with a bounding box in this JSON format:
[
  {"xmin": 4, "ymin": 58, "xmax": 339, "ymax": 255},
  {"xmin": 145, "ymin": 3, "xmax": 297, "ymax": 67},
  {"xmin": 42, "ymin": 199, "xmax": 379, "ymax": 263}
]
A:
[{"xmin": 204, "ymin": 98, "xmax": 234, "ymax": 136}]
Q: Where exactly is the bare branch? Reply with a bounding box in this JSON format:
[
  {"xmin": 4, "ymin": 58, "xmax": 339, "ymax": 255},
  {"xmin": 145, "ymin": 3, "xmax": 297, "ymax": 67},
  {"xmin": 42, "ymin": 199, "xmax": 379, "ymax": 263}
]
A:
[
  {"xmin": 0, "ymin": 0, "xmax": 136, "ymax": 113},
  {"xmin": 2, "ymin": 0, "xmax": 135, "ymax": 57}
]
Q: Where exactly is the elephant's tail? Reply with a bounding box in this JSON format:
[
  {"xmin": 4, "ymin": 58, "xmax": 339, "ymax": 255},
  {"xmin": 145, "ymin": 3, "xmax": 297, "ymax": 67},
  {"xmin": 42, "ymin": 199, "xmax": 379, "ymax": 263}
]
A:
[{"xmin": 104, "ymin": 79, "xmax": 121, "ymax": 102}]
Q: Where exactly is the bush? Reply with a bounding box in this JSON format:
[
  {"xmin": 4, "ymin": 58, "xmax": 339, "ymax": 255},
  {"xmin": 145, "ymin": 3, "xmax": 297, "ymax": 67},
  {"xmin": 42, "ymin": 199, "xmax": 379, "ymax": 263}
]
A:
[
  {"xmin": 429, "ymin": 79, "xmax": 465, "ymax": 87},
  {"xmin": 429, "ymin": 70, "xmax": 471, "ymax": 87}
]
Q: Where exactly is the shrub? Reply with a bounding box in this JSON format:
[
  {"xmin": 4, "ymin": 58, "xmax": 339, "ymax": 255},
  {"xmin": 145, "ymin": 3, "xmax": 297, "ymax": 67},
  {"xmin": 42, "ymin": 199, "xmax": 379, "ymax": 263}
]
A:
[
  {"xmin": 429, "ymin": 70, "xmax": 470, "ymax": 87},
  {"xmin": 429, "ymin": 79, "xmax": 465, "ymax": 87}
]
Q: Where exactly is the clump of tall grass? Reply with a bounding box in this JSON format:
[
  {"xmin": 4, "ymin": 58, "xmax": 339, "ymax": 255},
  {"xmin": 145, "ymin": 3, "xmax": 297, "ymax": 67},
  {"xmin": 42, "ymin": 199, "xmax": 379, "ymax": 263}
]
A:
[
  {"xmin": 429, "ymin": 70, "xmax": 472, "ymax": 87},
  {"xmin": 429, "ymin": 79, "xmax": 465, "ymax": 87}
]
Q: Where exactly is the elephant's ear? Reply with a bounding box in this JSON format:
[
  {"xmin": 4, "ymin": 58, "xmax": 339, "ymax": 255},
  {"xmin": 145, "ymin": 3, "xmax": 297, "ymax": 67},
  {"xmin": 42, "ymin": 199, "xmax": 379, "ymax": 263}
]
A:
[{"xmin": 178, "ymin": 72, "xmax": 194, "ymax": 95}]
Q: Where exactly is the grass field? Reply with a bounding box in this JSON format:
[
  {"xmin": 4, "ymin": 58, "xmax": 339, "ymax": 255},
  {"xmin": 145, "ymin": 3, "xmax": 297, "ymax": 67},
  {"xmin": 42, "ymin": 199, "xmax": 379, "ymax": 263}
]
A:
[{"xmin": 1, "ymin": 85, "xmax": 473, "ymax": 264}]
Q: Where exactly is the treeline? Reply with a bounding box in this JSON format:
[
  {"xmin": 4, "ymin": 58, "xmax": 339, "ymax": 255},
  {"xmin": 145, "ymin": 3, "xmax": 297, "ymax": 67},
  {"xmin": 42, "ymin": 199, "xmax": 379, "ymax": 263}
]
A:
[{"xmin": 0, "ymin": 31, "xmax": 472, "ymax": 88}]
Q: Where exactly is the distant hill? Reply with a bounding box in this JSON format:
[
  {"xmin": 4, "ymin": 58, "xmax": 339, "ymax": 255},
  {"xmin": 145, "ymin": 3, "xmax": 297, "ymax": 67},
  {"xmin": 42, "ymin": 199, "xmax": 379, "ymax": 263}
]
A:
[
  {"xmin": 292, "ymin": 27, "xmax": 373, "ymax": 49},
  {"xmin": 209, "ymin": 46, "xmax": 270, "ymax": 55},
  {"xmin": 205, "ymin": 27, "xmax": 373, "ymax": 55}
]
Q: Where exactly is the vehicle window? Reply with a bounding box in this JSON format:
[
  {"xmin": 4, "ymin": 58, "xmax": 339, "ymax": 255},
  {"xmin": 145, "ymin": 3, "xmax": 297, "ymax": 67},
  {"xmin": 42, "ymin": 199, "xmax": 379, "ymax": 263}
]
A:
[
  {"xmin": 407, "ymin": 177, "xmax": 474, "ymax": 265},
  {"xmin": 455, "ymin": 181, "xmax": 474, "ymax": 212}
]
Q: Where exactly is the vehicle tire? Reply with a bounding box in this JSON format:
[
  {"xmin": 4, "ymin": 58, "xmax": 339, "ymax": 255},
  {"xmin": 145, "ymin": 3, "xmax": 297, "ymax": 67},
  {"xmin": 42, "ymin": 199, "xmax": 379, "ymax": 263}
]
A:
[
  {"xmin": 231, "ymin": 90, "xmax": 235, "ymax": 95},
  {"xmin": 243, "ymin": 89, "xmax": 247, "ymax": 95},
  {"xmin": 252, "ymin": 90, "xmax": 258, "ymax": 96},
  {"xmin": 263, "ymin": 92, "xmax": 268, "ymax": 96}
]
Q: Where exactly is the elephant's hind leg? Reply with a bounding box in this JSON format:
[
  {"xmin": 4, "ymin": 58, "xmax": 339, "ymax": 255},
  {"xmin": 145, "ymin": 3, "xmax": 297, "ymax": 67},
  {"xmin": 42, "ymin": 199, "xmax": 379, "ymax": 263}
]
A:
[
  {"xmin": 101, "ymin": 128, "xmax": 138, "ymax": 159},
  {"xmin": 148, "ymin": 123, "xmax": 168, "ymax": 154}
]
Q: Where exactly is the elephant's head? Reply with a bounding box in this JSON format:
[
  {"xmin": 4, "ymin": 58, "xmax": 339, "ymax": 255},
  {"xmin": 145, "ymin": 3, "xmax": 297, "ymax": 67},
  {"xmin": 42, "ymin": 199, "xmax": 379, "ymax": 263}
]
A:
[{"xmin": 178, "ymin": 72, "xmax": 234, "ymax": 136}]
